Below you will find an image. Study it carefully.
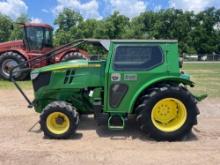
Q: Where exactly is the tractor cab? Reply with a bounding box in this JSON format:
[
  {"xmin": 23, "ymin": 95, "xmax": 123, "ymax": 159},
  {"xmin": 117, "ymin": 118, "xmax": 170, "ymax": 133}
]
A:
[{"xmin": 23, "ymin": 23, "xmax": 53, "ymax": 51}]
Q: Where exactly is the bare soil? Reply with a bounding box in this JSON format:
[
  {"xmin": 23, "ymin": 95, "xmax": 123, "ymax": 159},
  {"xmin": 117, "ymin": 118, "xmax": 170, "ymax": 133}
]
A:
[{"xmin": 0, "ymin": 90, "xmax": 220, "ymax": 165}]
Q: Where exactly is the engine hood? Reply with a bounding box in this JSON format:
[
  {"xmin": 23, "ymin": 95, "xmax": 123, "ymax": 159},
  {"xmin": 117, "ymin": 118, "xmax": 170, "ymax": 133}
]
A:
[
  {"xmin": 31, "ymin": 60, "xmax": 106, "ymax": 91},
  {"xmin": 31, "ymin": 60, "xmax": 104, "ymax": 74},
  {"xmin": 0, "ymin": 40, "xmax": 24, "ymax": 49}
]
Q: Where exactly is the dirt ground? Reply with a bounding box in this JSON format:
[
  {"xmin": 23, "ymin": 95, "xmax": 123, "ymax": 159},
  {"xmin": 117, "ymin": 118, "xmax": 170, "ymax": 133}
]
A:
[{"xmin": 0, "ymin": 90, "xmax": 220, "ymax": 165}]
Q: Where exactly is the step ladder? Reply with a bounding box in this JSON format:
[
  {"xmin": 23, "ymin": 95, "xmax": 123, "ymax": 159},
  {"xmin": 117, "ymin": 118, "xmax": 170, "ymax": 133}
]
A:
[{"xmin": 108, "ymin": 115, "xmax": 125, "ymax": 130}]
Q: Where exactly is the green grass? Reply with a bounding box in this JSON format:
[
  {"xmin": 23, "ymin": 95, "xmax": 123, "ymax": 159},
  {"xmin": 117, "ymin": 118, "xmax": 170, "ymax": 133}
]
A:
[
  {"xmin": 0, "ymin": 80, "xmax": 32, "ymax": 89},
  {"xmin": 0, "ymin": 62, "xmax": 219, "ymax": 97},
  {"xmin": 183, "ymin": 63, "xmax": 220, "ymax": 98}
]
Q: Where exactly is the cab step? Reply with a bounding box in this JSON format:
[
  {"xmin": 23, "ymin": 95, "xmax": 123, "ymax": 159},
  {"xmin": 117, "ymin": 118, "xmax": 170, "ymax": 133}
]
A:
[{"xmin": 108, "ymin": 115, "xmax": 125, "ymax": 130}]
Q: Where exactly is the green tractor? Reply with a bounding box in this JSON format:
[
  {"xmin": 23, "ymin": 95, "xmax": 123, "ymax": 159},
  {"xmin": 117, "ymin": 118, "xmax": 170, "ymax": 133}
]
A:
[{"xmin": 11, "ymin": 39, "xmax": 207, "ymax": 141}]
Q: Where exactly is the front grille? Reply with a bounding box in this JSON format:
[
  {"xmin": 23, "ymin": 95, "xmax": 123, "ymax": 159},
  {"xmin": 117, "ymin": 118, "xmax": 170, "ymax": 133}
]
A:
[{"xmin": 32, "ymin": 72, "xmax": 51, "ymax": 92}]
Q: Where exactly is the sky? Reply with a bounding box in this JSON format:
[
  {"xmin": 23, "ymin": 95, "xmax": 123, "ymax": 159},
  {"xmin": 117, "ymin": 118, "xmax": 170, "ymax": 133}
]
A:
[{"xmin": 0, "ymin": 0, "xmax": 219, "ymax": 26}]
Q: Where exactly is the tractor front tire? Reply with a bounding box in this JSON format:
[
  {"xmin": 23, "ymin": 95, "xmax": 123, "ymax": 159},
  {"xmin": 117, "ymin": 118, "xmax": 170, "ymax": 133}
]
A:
[
  {"xmin": 61, "ymin": 51, "xmax": 87, "ymax": 62},
  {"xmin": 40, "ymin": 101, "xmax": 79, "ymax": 139},
  {"xmin": 136, "ymin": 84, "xmax": 199, "ymax": 141},
  {"xmin": 0, "ymin": 52, "xmax": 28, "ymax": 80}
]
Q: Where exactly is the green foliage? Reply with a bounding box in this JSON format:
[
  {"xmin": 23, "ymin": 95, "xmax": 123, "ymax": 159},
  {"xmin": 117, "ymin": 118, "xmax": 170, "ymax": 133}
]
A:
[
  {"xmin": 0, "ymin": 14, "xmax": 29, "ymax": 42},
  {"xmin": 54, "ymin": 8, "xmax": 83, "ymax": 45},
  {"xmin": 53, "ymin": 8, "xmax": 220, "ymax": 55},
  {"xmin": 0, "ymin": 7, "xmax": 219, "ymax": 55},
  {"xmin": 0, "ymin": 14, "xmax": 13, "ymax": 42},
  {"xmin": 10, "ymin": 14, "xmax": 29, "ymax": 40},
  {"xmin": 103, "ymin": 11, "xmax": 130, "ymax": 39}
]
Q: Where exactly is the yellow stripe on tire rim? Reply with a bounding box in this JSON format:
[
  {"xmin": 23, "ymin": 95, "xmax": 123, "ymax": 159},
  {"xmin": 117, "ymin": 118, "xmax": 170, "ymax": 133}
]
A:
[
  {"xmin": 151, "ymin": 98, "xmax": 187, "ymax": 132},
  {"xmin": 46, "ymin": 112, "xmax": 70, "ymax": 135}
]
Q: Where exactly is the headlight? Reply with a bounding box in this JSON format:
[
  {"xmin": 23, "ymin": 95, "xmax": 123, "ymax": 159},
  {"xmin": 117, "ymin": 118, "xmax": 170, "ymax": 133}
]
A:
[{"xmin": 31, "ymin": 72, "xmax": 39, "ymax": 80}]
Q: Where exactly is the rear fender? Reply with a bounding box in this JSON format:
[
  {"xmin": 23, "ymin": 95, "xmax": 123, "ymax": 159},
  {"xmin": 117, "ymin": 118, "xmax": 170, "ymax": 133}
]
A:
[
  {"xmin": 0, "ymin": 49, "xmax": 29, "ymax": 68},
  {"xmin": 0, "ymin": 48, "xmax": 29, "ymax": 60},
  {"xmin": 129, "ymin": 76, "xmax": 195, "ymax": 113}
]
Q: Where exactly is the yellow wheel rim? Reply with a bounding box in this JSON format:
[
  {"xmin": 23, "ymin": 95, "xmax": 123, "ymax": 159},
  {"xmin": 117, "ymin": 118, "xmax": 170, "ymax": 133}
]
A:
[
  {"xmin": 151, "ymin": 98, "xmax": 187, "ymax": 132},
  {"xmin": 46, "ymin": 112, "xmax": 70, "ymax": 135}
]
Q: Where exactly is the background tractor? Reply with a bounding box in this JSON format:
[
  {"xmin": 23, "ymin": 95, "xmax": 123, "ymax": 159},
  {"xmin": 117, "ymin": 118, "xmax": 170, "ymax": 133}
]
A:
[
  {"xmin": 0, "ymin": 23, "xmax": 89, "ymax": 80},
  {"xmin": 11, "ymin": 39, "xmax": 207, "ymax": 141}
]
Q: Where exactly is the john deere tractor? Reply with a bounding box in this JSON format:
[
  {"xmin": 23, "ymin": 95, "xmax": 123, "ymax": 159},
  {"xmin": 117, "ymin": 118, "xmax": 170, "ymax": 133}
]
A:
[{"xmin": 11, "ymin": 39, "xmax": 207, "ymax": 141}]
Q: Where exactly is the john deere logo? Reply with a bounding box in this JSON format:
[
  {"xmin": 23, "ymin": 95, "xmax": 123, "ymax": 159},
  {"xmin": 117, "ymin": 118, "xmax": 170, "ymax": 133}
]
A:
[
  {"xmin": 111, "ymin": 73, "xmax": 121, "ymax": 81},
  {"xmin": 124, "ymin": 74, "xmax": 137, "ymax": 81}
]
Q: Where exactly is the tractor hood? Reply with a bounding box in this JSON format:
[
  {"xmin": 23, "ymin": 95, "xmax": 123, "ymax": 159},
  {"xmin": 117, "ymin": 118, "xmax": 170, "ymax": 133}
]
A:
[
  {"xmin": 0, "ymin": 40, "xmax": 24, "ymax": 50},
  {"xmin": 31, "ymin": 60, "xmax": 106, "ymax": 92},
  {"xmin": 31, "ymin": 60, "xmax": 102, "ymax": 74}
]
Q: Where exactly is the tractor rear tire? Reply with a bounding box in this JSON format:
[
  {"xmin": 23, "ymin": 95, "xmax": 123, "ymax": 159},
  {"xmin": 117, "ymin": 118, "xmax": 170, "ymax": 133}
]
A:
[
  {"xmin": 61, "ymin": 51, "xmax": 87, "ymax": 62},
  {"xmin": 0, "ymin": 52, "xmax": 29, "ymax": 80},
  {"xmin": 135, "ymin": 84, "xmax": 199, "ymax": 141},
  {"xmin": 40, "ymin": 101, "xmax": 79, "ymax": 139}
]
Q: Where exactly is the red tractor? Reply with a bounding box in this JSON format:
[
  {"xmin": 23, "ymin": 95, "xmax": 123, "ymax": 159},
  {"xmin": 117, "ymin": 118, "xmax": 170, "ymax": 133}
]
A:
[{"xmin": 0, "ymin": 23, "xmax": 89, "ymax": 80}]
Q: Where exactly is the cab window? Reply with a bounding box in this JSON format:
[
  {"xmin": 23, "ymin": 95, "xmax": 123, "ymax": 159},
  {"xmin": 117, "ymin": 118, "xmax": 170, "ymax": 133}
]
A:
[
  {"xmin": 113, "ymin": 45, "xmax": 164, "ymax": 71},
  {"xmin": 26, "ymin": 27, "xmax": 44, "ymax": 50}
]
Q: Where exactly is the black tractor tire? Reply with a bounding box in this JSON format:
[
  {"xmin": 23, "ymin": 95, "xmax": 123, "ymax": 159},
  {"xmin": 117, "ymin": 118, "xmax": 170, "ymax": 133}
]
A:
[
  {"xmin": 0, "ymin": 52, "xmax": 29, "ymax": 80},
  {"xmin": 40, "ymin": 101, "xmax": 79, "ymax": 139},
  {"xmin": 61, "ymin": 51, "xmax": 87, "ymax": 62},
  {"xmin": 135, "ymin": 84, "xmax": 199, "ymax": 141}
]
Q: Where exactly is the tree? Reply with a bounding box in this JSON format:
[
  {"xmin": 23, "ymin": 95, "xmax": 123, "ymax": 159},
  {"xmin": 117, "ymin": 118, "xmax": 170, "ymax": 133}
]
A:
[
  {"xmin": 191, "ymin": 8, "xmax": 219, "ymax": 54},
  {"xmin": 105, "ymin": 11, "xmax": 130, "ymax": 39},
  {"xmin": 54, "ymin": 8, "xmax": 83, "ymax": 45},
  {"xmin": 54, "ymin": 8, "xmax": 83, "ymax": 31},
  {"xmin": 0, "ymin": 14, "xmax": 13, "ymax": 42},
  {"xmin": 130, "ymin": 11, "xmax": 157, "ymax": 39},
  {"xmin": 48, "ymin": 7, "xmax": 220, "ymax": 55},
  {"xmin": 93, "ymin": 20, "xmax": 109, "ymax": 39},
  {"xmin": 10, "ymin": 14, "xmax": 29, "ymax": 40}
]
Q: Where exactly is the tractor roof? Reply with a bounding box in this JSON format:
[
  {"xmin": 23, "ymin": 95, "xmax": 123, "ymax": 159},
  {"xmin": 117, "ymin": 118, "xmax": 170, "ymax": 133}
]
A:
[
  {"xmin": 82, "ymin": 39, "xmax": 178, "ymax": 51},
  {"xmin": 24, "ymin": 23, "xmax": 53, "ymax": 30}
]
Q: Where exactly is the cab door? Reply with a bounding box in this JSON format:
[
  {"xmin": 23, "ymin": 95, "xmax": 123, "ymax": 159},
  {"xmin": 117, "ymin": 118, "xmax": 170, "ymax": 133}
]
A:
[{"xmin": 105, "ymin": 42, "xmax": 166, "ymax": 114}]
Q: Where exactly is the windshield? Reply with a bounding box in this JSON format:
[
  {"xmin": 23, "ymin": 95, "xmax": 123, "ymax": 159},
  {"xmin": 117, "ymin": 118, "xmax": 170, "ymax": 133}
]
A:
[{"xmin": 26, "ymin": 27, "xmax": 53, "ymax": 50}]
